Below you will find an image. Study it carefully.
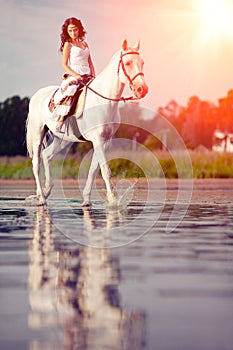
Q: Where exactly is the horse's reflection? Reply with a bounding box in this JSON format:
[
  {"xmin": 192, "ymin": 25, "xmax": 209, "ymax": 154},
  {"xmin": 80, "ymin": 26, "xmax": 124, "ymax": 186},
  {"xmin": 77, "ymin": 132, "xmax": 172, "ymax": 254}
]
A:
[
  {"xmin": 81, "ymin": 206, "xmax": 126, "ymax": 247},
  {"xmin": 28, "ymin": 207, "xmax": 145, "ymax": 349}
]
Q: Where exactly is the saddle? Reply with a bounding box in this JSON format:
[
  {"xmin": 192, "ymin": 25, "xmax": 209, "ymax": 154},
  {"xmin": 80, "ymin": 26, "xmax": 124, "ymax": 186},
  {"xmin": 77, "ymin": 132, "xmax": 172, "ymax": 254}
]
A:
[{"xmin": 48, "ymin": 74, "xmax": 93, "ymax": 121}]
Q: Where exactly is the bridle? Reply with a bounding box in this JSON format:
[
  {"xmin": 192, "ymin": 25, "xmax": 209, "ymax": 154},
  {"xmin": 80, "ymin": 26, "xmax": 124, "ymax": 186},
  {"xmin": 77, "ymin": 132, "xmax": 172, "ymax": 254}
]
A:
[
  {"xmin": 82, "ymin": 50, "xmax": 145, "ymax": 102},
  {"xmin": 117, "ymin": 51, "xmax": 144, "ymax": 89}
]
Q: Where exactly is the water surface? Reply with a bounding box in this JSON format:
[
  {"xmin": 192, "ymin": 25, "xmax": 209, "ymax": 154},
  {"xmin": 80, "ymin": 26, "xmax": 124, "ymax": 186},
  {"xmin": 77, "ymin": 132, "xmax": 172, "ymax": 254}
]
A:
[{"xmin": 0, "ymin": 182, "xmax": 233, "ymax": 350}]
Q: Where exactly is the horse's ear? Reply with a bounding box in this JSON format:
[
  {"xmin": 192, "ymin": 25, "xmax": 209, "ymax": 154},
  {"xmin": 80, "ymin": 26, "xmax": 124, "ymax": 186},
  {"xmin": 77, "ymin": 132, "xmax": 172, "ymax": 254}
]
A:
[
  {"xmin": 133, "ymin": 39, "xmax": 140, "ymax": 51},
  {"xmin": 122, "ymin": 39, "xmax": 128, "ymax": 51}
]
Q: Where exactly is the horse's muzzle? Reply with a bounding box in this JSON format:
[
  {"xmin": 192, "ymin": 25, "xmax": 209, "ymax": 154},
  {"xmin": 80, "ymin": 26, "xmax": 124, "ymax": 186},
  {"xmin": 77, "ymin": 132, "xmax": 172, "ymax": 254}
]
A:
[{"xmin": 132, "ymin": 82, "xmax": 148, "ymax": 99}]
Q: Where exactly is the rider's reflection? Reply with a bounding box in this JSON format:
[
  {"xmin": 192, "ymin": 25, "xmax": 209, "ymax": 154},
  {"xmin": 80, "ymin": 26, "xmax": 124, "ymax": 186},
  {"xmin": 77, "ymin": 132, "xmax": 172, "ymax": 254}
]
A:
[{"xmin": 28, "ymin": 207, "xmax": 145, "ymax": 349}]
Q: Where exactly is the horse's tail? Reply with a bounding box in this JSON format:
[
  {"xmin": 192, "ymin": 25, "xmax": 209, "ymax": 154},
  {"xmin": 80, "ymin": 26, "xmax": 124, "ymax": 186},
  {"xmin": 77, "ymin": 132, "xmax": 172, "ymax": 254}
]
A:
[{"xmin": 26, "ymin": 114, "xmax": 34, "ymax": 158}]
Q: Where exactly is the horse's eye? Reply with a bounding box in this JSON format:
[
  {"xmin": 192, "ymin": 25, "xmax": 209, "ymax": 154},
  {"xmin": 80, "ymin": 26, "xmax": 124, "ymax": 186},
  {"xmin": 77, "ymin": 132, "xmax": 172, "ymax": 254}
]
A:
[{"xmin": 125, "ymin": 61, "xmax": 131, "ymax": 66}]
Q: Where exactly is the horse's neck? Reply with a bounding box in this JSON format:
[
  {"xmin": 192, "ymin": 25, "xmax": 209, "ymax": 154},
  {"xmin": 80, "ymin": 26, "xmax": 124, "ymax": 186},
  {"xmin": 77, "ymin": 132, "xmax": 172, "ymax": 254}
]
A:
[{"xmin": 94, "ymin": 52, "xmax": 125, "ymax": 99}]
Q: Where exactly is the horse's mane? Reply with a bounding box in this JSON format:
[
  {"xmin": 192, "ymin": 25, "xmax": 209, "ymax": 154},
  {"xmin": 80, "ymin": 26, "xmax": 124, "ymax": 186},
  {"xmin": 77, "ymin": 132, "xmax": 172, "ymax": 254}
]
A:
[
  {"xmin": 95, "ymin": 50, "xmax": 121, "ymax": 79},
  {"xmin": 107, "ymin": 50, "xmax": 121, "ymax": 67}
]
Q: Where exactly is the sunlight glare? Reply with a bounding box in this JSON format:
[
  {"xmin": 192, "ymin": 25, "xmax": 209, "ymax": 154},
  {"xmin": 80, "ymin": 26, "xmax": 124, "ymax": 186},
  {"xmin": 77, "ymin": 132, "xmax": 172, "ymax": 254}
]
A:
[{"xmin": 198, "ymin": 0, "xmax": 233, "ymax": 38}]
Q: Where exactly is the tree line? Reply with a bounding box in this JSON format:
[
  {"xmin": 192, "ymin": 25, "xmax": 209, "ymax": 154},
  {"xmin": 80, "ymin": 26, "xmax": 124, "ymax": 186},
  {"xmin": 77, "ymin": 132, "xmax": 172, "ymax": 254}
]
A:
[
  {"xmin": 0, "ymin": 90, "xmax": 232, "ymax": 156},
  {"xmin": 157, "ymin": 90, "xmax": 233, "ymax": 149},
  {"xmin": 0, "ymin": 96, "xmax": 29, "ymax": 156}
]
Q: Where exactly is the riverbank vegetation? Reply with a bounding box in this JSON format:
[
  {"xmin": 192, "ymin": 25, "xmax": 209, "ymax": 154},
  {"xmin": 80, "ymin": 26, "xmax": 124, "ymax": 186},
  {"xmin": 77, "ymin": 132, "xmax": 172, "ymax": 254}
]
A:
[{"xmin": 1, "ymin": 151, "xmax": 233, "ymax": 179}]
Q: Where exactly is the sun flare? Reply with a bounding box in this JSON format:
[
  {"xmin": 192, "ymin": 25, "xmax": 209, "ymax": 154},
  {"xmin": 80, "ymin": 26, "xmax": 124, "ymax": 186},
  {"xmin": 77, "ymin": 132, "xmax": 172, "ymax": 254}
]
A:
[{"xmin": 197, "ymin": 0, "xmax": 233, "ymax": 38}]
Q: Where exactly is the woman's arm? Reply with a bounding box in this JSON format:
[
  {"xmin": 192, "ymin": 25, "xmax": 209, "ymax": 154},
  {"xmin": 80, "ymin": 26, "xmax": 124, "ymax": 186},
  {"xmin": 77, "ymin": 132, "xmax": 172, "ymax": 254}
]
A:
[
  {"xmin": 88, "ymin": 54, "xmax": 95, "ymax": 77},
  {"xmin": 62, "ymin": 42, "xmax": 82, "ymax": 80},
  {"xmin": 85, "ymin": 42, "xmax": 95, "ymax": 77}
]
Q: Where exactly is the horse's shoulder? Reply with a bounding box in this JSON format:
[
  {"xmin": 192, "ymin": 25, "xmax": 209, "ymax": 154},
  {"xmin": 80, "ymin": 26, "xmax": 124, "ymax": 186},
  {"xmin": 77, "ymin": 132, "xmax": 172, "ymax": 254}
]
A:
[{"xmin": 30, "ymin": 86, "xmax": 58, "ymax": 108}]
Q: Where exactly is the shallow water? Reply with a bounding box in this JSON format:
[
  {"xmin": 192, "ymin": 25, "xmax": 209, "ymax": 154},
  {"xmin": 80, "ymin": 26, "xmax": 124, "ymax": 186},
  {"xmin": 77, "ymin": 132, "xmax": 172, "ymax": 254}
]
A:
[{"xmin": 0, "ymin": 183, "xmax": 233, "ymax": 350}]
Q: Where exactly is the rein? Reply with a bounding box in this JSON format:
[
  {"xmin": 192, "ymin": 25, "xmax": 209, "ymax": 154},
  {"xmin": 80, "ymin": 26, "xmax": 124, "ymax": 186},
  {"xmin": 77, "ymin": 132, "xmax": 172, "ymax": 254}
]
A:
[
  {"xmin": 83, "ymin": 84, "xmax": 140, "ymax": 102},
  {"xmin": 81, "ymin": 50, "xmax": 144, "ymax": 102}
]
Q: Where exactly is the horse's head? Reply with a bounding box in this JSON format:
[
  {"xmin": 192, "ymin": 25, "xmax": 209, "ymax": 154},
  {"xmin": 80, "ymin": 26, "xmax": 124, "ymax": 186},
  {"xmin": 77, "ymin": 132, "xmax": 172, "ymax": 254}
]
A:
[{"xmin": 118, "ymin": 39, "xmax": 148, "ymax": 99}]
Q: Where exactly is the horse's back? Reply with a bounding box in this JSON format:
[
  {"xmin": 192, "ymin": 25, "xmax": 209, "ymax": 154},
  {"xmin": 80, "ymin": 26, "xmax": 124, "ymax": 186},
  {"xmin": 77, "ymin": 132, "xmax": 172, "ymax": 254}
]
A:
[{"xmin": 29, "ymin": 86, "xmax": 58, "ymax": 112}]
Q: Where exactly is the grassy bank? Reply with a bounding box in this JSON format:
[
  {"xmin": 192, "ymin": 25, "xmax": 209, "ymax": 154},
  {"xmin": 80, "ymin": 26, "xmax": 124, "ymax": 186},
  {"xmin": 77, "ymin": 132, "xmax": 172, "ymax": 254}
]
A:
[{"xmin": 1, "ymin": 151, "xmax": 233, "ymax": 179}]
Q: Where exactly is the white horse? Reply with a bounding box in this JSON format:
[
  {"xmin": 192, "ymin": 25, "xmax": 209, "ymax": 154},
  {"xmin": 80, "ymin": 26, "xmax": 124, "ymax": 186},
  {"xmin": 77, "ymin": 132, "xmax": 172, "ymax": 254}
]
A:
[{"xmin": 26, "ymin": 39, "xmax": 148, "ymax": 206}]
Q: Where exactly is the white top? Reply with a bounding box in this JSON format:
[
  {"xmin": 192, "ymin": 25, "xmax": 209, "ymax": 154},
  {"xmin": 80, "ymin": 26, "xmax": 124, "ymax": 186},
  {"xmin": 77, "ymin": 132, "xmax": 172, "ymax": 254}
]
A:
[{"xmin": 69, "ymin": 44, "xmax": 91, "ymax": 75}]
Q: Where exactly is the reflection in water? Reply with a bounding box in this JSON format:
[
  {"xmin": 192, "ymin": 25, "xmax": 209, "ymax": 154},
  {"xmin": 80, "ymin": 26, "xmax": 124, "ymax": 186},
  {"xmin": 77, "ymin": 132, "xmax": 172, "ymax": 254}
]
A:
[
  {"xmin": 82, "ymin": 206, "xmax": 125, "ymax": 246},
  {"xmin": 50, "ymin": 202, "xmax": 149, "ymax": 248},
  {"xmin": 28, "ymin": 207, "xmax": 145, "ymax": 349}
]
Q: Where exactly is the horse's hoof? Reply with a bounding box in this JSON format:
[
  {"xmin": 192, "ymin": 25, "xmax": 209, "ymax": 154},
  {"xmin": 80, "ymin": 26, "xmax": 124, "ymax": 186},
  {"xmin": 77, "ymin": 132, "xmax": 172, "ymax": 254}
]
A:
[
  {"xmin": 81, "ymin": 201, "xmax": 92, "ymax": 207},
  {"xmin": 25, "ymin": 195, "xmax": 46, "ymax": 206},
  {"xmin": 26, "ymin": 195, "xmax": 37, "ymax": 200},
  {"xmin": 25, "ymin": 195, "xmax": 38, "ymax": 206},
  {"xmin": 37, "ymin": 201, "xmax": 47, "ymax": 207}
]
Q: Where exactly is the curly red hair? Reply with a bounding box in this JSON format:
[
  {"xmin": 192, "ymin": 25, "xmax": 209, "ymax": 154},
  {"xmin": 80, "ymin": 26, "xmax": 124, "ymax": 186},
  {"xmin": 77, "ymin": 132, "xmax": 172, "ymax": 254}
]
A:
[{"xmin": 59, "ymin": 17, "xmax": 87, "ymax": 52}]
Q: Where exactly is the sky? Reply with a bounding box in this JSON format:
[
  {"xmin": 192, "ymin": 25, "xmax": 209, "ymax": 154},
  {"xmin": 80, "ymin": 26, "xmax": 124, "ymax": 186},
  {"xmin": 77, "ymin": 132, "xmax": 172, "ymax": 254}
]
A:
[{"xmin": 1, "ymin": 0, "xmax": 233, "ymax": 111}]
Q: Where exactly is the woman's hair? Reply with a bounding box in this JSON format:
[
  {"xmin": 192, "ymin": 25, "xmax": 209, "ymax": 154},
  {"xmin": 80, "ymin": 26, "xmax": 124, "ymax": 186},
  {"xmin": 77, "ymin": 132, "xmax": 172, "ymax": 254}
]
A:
[{"xmin": 60, "ymin": 17, "xmax": 86, "ymax": 52}]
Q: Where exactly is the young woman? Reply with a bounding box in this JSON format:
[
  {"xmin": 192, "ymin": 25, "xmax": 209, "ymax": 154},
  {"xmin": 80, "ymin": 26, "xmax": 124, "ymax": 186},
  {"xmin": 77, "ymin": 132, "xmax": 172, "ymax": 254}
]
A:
[{"xmin": 54, "ymin": 17, "xmax": 95, "ymax": 132}]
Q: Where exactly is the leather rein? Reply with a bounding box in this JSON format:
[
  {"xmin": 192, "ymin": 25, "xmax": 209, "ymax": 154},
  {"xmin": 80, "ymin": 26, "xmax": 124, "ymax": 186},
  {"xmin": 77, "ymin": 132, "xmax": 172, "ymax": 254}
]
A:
[{"xmin": 81, "ymin": 51, "xmax": 144, "ymax": 102}]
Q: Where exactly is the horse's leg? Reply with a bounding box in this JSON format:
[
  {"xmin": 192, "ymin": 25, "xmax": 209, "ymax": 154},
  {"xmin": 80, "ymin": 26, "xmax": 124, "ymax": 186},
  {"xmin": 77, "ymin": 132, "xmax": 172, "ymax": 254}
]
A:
[
  {"xmin": 82, "ymin": 149, "xmax": 100, "ymax": 206},
  {"xmin": 42, "ymin": 136, "xmax": 70, "ymax": 198},
  {"xmin": 99, "ymin": 156, "xmax": 116, "ymax": 203},
  {"xmin": 82, "ymin": 141, "xmax": 115, "ymax": 206},
  {"xmin": 31, "ymin": 132, "xmax": 46, "ymax": 205}
]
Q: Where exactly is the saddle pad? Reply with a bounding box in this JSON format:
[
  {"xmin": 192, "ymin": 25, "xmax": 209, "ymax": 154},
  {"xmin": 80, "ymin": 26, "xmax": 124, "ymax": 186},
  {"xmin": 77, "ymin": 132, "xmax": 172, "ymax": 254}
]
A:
[
  {"xmin": 48, "ymin": 85, "xmax": 87, "ymax": 121},
  {"xmin": 48, "ymin": 88, "xmax": 59, "ymax": 113},
  {"xmin": 70, "ymin": 85, "xmax": 87, "ymax": 119}
]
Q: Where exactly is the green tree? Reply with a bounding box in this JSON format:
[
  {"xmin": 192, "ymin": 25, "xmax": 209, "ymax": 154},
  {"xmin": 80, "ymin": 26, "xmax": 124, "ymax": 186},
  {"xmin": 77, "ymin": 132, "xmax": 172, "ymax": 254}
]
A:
[
  {"xmin": 115, "ymin": 102, "xmax": 151, "ymax": 144},
  {"xmin": 181, "ymin": 96, "xmax": 217, "ymax": 149},
  {"xmin": 0, "ymin": 96, "xmax": 29, "ymax": 155}
]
